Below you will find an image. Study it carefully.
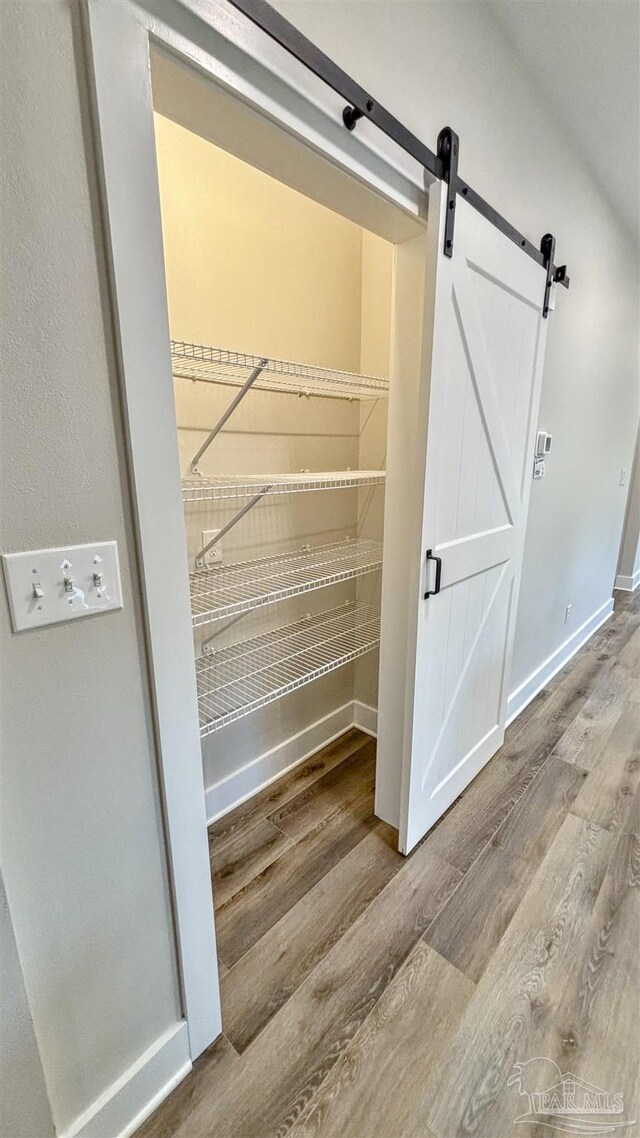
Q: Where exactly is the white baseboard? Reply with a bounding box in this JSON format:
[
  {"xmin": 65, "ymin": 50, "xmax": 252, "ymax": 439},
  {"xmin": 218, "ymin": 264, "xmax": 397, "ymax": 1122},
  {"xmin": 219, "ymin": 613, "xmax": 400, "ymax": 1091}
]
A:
[
  {"xmin": 60, "ymin": 1022, "xmax": 191, "ymax": 1138},
  {"xmin": 205, "ymin": 700, "xmax": 380, "ymax": 823},
  {"xmin": 506, "ymin": 598, "xmax": 614, "ymax": 726},
  {"xmin": 206, "ymin": 702, "xmax": 354, "ymax": 823},
  {"xmin": 615, "ymin": 569, "xmax": 640, "ymax": 592},
  {"xmin": 353, "ymin": 700, "xmax": 378, "ymax": 737}
]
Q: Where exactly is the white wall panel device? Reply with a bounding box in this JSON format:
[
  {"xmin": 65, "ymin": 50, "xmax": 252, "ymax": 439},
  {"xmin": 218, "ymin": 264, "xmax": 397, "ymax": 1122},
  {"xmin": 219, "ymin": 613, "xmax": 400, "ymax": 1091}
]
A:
[{"xmin": 3, "ymin": 542, "xmax": 123, "ymax": 631}]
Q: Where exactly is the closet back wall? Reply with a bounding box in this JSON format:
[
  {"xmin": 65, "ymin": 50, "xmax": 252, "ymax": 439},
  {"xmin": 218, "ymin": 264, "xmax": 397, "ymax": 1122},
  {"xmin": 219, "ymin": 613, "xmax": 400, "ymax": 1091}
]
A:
[{"xmin": 154, "ymin": 115, "xmax": 391, "ymax": 801}]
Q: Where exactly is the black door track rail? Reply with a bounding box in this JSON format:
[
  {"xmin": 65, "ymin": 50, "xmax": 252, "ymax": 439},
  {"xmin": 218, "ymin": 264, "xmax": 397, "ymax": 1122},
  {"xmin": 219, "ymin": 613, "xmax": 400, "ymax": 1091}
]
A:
[{"xmin": 227, "ymin": 0, "xmax": 570, "ymax": 315}]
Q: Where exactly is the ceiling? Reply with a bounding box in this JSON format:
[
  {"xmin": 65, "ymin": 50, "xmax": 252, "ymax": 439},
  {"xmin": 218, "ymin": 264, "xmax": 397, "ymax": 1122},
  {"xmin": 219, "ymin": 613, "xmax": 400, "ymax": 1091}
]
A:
[{"xmin": 488, "ymin": 0, "xmax": 640, "ymax": 244}]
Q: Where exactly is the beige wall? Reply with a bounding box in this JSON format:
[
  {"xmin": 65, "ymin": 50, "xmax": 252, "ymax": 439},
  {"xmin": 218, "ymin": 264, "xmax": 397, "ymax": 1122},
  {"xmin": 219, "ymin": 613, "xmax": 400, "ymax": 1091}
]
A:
[
  {"xmin": 155, "ymin": 113, "xmax": 365, "ymax": 372},
  {"xmin": 154, "ymin": 115, "xmax": 391, "ymax": 790},
  {"xmin": 0, "ymin": 2, "xmax": 180, "ymax": 1132}
]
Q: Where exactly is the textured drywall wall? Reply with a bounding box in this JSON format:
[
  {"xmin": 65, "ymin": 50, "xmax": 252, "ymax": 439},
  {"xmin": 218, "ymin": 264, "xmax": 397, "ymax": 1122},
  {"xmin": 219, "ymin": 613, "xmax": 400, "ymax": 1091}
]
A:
[
  {"xmin": 0, "ymin": 875, "xmax": 55, "ymax": 1138},
  {"xmin": 273, "ymin": 0, "xmax": 640, "ymax": 702},
  {"xmin": 0, "ymin": 1, "xmax": 180, "ymax": 1131}
]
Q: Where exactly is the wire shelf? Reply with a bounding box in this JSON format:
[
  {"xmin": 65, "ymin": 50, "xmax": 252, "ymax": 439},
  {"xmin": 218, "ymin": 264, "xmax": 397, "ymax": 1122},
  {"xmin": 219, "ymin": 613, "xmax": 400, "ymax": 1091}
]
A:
[
  {"xmin": 191, "ymin": 538, "xmax": 382, "ymax": 626},
  {"xmin": 182, "ymin": 470, "xmax": 386, "ymax": 503},
  {"xmin": 171, "ymin": 341, "xmax": 388, "ymax": 400},
  {"xmin": 196, "ymin": 603, "xmax": 380, "ymax": 736}
]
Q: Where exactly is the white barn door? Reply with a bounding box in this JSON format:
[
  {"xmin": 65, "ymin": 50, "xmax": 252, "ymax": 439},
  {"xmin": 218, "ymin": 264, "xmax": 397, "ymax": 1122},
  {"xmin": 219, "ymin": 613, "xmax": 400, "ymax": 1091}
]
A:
[{"xmin": 398, "ymin": 186, "xmax": 549, "ymax": 854}]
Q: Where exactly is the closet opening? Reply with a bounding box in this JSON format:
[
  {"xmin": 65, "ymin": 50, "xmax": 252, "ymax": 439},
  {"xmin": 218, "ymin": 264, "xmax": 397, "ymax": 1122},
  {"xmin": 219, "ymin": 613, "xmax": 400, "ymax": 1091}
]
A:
[
  {"xmin": 157, "ymin": 96, "xmax": 392, "ymax": 802},
  {"xmin": 148, "ymin": 45, "xmax": 428, "ymax": 970}
]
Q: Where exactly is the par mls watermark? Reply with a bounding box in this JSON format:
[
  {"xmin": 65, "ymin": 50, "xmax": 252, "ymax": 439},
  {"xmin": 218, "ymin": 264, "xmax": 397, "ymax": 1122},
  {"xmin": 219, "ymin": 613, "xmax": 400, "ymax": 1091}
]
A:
[{"xmin": 508, "ymin": 1057, "xmax": 636, "ymax": 1135}]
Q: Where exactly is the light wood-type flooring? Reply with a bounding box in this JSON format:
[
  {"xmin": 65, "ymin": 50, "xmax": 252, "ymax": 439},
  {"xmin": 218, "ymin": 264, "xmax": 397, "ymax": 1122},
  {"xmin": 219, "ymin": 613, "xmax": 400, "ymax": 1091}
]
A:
[{"xmin": 139, "ymin": 590, "xmax": 639, "ymax": 1138}]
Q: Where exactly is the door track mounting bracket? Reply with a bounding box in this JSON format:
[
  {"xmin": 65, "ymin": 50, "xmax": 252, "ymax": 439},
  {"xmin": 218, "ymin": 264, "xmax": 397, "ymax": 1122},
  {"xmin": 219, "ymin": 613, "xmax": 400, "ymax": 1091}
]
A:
[
  {"xmin": 437, "ymin": 127, "xmax": 459, "ymax": 258},
  {"xmin": 342, "ymin": 98, "xmax": 374, "ymax": 131}
]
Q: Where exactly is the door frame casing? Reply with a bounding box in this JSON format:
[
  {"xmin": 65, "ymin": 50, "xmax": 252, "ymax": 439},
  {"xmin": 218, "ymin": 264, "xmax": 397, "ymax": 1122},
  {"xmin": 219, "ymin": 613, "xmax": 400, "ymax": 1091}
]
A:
[{"xmin": 82, "ymin": 0, "xmax": 432, "ymax": 1059}]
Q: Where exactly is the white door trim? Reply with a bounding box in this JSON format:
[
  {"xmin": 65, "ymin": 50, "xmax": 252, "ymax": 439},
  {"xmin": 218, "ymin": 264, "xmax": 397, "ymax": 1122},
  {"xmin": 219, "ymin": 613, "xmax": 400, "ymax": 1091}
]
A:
[{"xmin": 82, "ymin": 0, "xmax": 432, "ymax": 1058}]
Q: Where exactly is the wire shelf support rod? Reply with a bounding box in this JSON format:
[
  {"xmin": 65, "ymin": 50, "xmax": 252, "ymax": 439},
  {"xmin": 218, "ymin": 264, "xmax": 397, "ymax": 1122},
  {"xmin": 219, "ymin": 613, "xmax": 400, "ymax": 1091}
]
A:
[
  {"xmin": 190, "ymin": 359, "xmax": 267, "ymax": 474},
  {"xmin": 194, "ymin": 487, "xmax": 273, "ymax": 570}
]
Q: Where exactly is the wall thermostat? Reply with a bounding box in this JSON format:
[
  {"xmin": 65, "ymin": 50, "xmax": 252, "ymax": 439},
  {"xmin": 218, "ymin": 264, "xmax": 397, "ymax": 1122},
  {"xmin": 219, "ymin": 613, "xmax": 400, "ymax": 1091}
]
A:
[{"xmin": 535, "ymin": 430, "xmax": 552, "ymax": 457}]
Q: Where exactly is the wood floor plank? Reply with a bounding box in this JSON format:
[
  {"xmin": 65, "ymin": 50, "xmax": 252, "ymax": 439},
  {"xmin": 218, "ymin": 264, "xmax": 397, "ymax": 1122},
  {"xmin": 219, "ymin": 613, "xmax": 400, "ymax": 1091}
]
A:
[
  {"xmin": 494, "ymin": 752, "xmax": 588, "ymax": 856},
  {"xmin": 623, "ymin": 783, "xmax": 640, "ymax": 834},
  {"xmin": 424, "ymin": 842, "xmax": 522, "ymax": 983},
  {"xmin": 420, "ymin": 734, "xmax": 547, "ymax": 875},
  {"xmin": 422, "ymin": 658, "xmax": 598, "ymax": 875},
  {"xmin": 614, "ymin": 624, "xmax": 640, "ymax": 675},
  {"xmin": 214, "ymin": 790, "xmax": 377, "ymax": 966},
  {"xmin": 615, "ymin": 587, "xmax": 640, "ymax": 613},
  {"xmin": 138, "ymin": 595, "xmax": 637, "ymax": 1138},
  {"xmin": 570, "ymin": 704, "xmax": 640, "ymax": 833},
  {"xmin": 221, "ymin": 821, "xmax": 402, "ymax": 1052},
  {"xmin": 288, "ymin": 941, "xmax": 474, "ymax": 1138},
  {"xmin": 540, "ymin": 605, "xmax": 635, "ymax": 709},
  {"xmin": 424, "ymin": 756, "xmax": 587, "ymax": 981},
  {"xmin": 211, "ymin": 817, "xmax": 291, "ymax": 908},
  {"xmin": 589, "ymin": 604, "xmax": 639, "ymax": 657},
  {"xmin": 503, "ymin": 687, "xmax": 552, "ymax": 745},
  {"xmin": 551, "ymin": 630, "xmax": 639, "ymax": 771},
  {"xmin": 208, "ymin": 728, "xmax": 369, "ymax": 856},
  {"xmin": 516, "ymin": 816, "xmax": 640, "ymax": 1135},
  {"xmin": 181, "ymin": 847, "xmax": 462, "ymax": 1138},
  {"xmin": 268, "ymin": 741, "xmax": 376, "ymax": 841},
  {"xmin": 425, "ymin": 814, "xmax": 614, "ymax": 1138}
]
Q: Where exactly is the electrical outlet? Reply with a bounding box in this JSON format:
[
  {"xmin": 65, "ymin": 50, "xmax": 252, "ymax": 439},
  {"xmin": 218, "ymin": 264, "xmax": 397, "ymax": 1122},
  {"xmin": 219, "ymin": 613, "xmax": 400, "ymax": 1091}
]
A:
[
  {"xmin": 565, "ymin": 604, "xmax": 572, "ymax": 624},
  {"xmin": 201, "ymin": 529, "xmax": 222, "ymax": 566}
]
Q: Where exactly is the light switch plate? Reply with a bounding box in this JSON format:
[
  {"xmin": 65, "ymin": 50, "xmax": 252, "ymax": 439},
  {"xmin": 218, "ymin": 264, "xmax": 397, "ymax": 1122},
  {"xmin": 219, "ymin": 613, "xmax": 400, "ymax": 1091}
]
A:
[{"xmin": 2, "ymin": 541, "xmax": 123, "ymax": 631}]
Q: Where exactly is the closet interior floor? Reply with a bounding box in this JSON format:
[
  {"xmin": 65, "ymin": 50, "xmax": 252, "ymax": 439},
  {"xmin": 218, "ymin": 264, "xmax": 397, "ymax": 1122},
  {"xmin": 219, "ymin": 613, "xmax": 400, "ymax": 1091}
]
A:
[{"xmin": 138, "ymin": 588, "xmax": 639, "ymax": 1138}]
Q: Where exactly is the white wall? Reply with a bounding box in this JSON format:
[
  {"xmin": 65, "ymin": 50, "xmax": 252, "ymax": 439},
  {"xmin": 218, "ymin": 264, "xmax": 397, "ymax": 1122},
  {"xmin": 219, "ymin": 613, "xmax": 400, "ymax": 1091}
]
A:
[
  {"xmin": 1, "ymin": 875, "xmax": 55, "ymax": 1138},
  {"xmin": 273, "ymin": 0, "xmax": 640, "ymax": 703},
  {"xmin": 355, "ymin": 232, "xmax": 393, "ymax": 709},
  {"xmin": 616, "ymin": 430, "xmax": 640, "ymax": 591},
  {"xmin": 0, "ymin": 1, "xmax": 180, "ymax": 1132}
]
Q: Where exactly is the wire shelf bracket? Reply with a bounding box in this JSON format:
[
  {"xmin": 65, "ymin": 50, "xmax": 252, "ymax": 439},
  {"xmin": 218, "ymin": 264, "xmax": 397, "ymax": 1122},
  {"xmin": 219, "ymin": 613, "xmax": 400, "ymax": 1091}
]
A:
[
  {"xmin": 194, "ymin": 488, "xmax": 272, "ymax": 569},
  {"xmin": 189, "ymin": 359, "xmax": 267, "ymax": 474},
  {"xmin": 196, "ymin": 602, "xmax": 380, "ymax": 736}
]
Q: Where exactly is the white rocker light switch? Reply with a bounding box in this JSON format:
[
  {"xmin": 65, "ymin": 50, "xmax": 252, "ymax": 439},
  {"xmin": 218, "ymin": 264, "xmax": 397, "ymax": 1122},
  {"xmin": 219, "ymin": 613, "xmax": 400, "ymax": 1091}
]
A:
[{"xmin": 2, "ymin": 541, "xmax": 123, "ymax": 631}]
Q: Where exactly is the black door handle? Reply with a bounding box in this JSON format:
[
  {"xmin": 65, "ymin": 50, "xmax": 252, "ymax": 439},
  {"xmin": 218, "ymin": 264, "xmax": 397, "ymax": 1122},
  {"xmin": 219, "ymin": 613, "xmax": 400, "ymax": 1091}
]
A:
[{"xmin": 424, "ymin": 549, "xmax": 442, "ymax": 598}]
